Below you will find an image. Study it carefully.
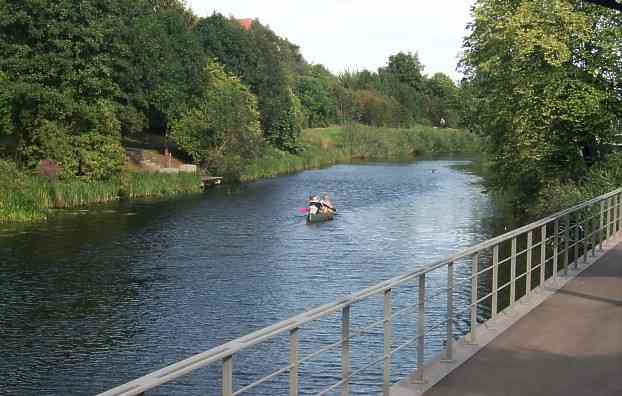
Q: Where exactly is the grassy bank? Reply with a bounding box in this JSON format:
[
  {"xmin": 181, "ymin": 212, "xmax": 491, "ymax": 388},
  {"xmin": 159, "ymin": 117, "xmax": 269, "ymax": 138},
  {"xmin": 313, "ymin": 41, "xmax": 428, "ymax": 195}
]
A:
[
  {"xmin": 2, "ymin": 124, "xmax": 479, "ymax": 223},
  {"xmin": 0, "ymin": 161, "xmax": 201, "ymax": 223},
  {"xmin": 240, "ymin": 124, "xmax": 480, "ymax": 181},
  {"xmin": 528, "ymin": 153, "xmax": 622, "ymax": 218}
]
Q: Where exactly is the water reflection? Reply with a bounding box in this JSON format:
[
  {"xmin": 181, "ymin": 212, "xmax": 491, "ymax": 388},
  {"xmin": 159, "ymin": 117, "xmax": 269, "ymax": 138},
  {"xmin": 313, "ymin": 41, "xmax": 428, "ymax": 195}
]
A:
[{"xmin": 0, "ymin": 160, "xmax": 511, "ymax": 395}]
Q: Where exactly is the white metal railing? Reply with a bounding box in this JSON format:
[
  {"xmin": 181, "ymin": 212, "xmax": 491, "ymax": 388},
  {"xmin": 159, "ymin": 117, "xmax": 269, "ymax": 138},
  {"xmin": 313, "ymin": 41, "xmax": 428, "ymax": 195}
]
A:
[{"xmin": 97, "ymin": 188, "xmax": 622, "ymax": 396}]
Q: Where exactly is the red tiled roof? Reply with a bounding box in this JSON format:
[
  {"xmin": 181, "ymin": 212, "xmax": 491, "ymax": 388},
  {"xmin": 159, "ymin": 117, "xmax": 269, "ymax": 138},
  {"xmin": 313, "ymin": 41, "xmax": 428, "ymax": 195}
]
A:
[{"xmin": 238, "ymin": 18, "xmax": 253, "ymax": 31}]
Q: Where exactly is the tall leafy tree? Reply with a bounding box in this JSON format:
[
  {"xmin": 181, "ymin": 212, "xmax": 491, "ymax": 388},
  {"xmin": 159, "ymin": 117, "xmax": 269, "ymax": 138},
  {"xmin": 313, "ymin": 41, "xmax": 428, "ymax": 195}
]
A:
[
  {"xmin": 195, "ymin": 14, "xmax": 303, "ymax": 151},
  {"xmin": 0, "ymin": 0, "xmax": 127, "ymax": 174},
  {"xmin": 426, "ymin": 73, "xmax": 461, "ymax": 127},
  {"xmin": 170, "ymin": 60, "xmax": 262, "ymax": 177},
  {"xmin": 295, "ymin": 65, "xmax": 338, "ymax": 128},
  {"xmin": 119, "ymin": 0, "xmax": 207, "ymax": 135},
  {"xmin": 380, "ymin": 52, "xmax": 425, "ymax": 91},
  {"xmin": 461, "ymin": 0, "xmax": 622, "ymax": 205},
  {"xmin": 379, "ymin": 52, "xmax": 429, "ymax": 126}
]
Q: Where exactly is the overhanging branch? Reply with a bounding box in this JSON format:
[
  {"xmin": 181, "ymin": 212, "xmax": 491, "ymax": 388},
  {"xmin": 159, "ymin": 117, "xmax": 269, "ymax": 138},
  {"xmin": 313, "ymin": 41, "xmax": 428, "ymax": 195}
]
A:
[{"xmin": 584, "ymin": 0, "xmax": 622, "ymax": 11}]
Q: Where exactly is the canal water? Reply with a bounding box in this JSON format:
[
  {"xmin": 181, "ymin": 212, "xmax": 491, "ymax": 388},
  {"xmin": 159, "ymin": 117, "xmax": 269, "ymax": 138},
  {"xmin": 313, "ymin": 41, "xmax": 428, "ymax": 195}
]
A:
[{"xmin": 0, "ymin": 159, "xmax": 512, "ymax": 395}]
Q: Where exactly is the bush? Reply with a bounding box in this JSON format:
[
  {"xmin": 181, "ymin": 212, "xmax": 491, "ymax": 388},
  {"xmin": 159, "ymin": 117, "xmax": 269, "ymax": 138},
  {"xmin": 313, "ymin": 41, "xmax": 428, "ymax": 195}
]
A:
[
  {"xmin": 75, "ymin": 133, "xmax": 126, "ymax": 180},
  {"xmin": 22, "ymin": 120, "xmax": 80, "ymax": 177},
  {"xmin": 529, "ymin": 152, "xmax": 622, "ymax": 218},
  {"xmin": 0, "ymin": 72, "xmax": 15, "ymax": 138},
  {"xmin": 0, "ymin": 159, "xmax": 49, "ymax": 222},
  {"xmin": 352, "ymin": 90, "xmax": 398, "ymax": 127},
  {"xmin": 170, "ymin": 59, "xmax": 262, "ymax": 173}
]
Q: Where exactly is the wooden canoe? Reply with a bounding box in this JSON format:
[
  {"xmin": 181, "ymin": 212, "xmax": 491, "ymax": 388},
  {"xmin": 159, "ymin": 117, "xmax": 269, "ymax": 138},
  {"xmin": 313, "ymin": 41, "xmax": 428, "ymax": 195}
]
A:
[{"xmin": 307, "ymin": 210, "xmax": 335, "ymax": 223}]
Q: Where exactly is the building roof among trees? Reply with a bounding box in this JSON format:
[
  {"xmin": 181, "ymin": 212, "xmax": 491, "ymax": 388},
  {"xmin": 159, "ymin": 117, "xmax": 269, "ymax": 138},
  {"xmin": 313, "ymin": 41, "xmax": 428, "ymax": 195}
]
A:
[{"xmin": 237, "ymin": 18, "xmax": 253, "ymax": 31}]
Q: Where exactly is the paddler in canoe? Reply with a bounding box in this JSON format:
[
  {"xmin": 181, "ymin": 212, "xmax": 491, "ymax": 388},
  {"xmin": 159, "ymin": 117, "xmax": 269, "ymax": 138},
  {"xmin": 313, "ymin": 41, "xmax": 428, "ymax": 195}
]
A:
[{"xmin": 307, "ymin": 194, "xmax": 336, "ymax": 223}]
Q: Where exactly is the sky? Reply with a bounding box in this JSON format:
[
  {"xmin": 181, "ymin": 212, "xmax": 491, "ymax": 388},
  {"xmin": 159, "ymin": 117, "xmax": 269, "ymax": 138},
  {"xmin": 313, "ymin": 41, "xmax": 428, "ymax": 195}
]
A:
[{"xmin": 186, "ymin": 0, "xmax": 476, "ymax": 81}]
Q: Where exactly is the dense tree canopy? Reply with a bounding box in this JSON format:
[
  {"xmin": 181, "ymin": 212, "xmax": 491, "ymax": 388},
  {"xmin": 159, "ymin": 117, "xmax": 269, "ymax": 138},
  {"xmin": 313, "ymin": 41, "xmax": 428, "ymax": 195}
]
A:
[
  {"xmin": 295, "ymin": 65, "xmax": 338, "ymax": 128},
  {"xmin": 336, "ymin": 53, "xmax": 462, "ymax": 128},
  {"xmin": 0, "ymin": 0, "xmax": 465, "ymax": 179},
  {"xmin": 461, "ymin": 0, "xmax": 622, "ymax": 206},
  {"xmin": 195, "ymin": 14, "xmax": 303, "ymax": 151},
  {"xmin": 170, "ymin": 60, "xmax": 261, "ymax": 176}
]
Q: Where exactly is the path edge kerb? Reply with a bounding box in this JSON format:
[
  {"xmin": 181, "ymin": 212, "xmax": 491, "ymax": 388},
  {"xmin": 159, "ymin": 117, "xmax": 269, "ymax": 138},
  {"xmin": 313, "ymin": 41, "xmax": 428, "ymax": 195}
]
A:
[{"xmin": 390, "ymin": 233, "xmax": 622, "ymax": 396}]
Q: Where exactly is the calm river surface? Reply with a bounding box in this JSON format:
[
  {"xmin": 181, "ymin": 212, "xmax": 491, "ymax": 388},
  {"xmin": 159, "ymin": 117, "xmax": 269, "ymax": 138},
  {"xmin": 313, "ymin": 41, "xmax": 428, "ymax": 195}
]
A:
[{"xmin": 1, "ymin": 159, "xmax": 512, "ymax": 395}]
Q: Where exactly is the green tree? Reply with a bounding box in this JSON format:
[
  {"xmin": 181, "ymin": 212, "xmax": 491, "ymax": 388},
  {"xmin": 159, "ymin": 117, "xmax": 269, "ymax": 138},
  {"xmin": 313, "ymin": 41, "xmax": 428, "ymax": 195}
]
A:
[
  {"xmin": 378, "ymin": 52, "xmax": 428, "ymax": 126},
  {"xmin": 0, "ymin": 72, "xmax": 15, "ymax": 138},
  {"xmin": 352, "ymin": 90, "xmax": 398, "ymax": 127},
  {"xmin": 380, "ymin": 52, "xmax": 425, "ymax": 91},
  {"xmin": 120, "ymin": 0, "xmax": 207, "ymax": 135},
  {"xmin": 295, "ymin": 65, "xmax": 338, "ymax": 128},
  {"xmin": 170, "ymin": 60, "xmax": 262, "ymax": 177},
  {"xmin": 461, "ymin": 0, "xmax": 622, "ymax": 207},
  {"xmin": 426, "ymin": 73, "xmax": 461, "ymax": 127},
  {"xmin": 195, "ymin": 14, "xmax": 303, "ymax": 151},
  {"xmin": 0, "ymin": 0, "xmax": 129, "ymax": 174}
]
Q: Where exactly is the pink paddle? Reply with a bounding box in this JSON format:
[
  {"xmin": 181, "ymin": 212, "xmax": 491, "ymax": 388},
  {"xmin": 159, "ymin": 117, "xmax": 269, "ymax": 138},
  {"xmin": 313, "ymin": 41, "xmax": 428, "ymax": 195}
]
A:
[{"xmin": 298, "ymin": 207, "xmax": 310, "ymax": 214}]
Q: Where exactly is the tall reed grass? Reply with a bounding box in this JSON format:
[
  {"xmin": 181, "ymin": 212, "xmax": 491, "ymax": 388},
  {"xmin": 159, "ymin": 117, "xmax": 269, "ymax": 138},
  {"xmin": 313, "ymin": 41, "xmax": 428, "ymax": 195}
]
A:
[
  {"xmin": 1, "ymin": 160, "xmax": 202, "ymax": 223},
  {"xmin": 239, "ymin": 124, "xmax": 480, "ymax": 181},
  {"xmin": 529, "ymin": 152, "xmax": 622, "ymax": 218},
  {"xmin": 2, "ymin": 124, "xmax": 479, "ymax": 222}
]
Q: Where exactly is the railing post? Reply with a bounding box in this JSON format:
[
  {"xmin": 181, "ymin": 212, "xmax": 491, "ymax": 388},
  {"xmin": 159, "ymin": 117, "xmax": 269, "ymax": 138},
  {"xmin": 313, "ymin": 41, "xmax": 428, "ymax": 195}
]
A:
[
  {"xmin": 553, "ymin": 219, "xmax": 559, "ymax": 280},
  {"xmin": 583, "ymin": 207, "xmax": 589, "ymax": 264},
  {"xmin": 563, "ymin": 214, "xmax": 570, "ymax": 276},
  {"xmin": 618, "ymin": 192, "xmax": 622, "ymax": 236},
  {"xmin": 615, "ymin": 195, "xmax": 618, "ymax": 237},
  {"xmin": 612, "ymin": 195, "xmax": 616, "ymax": 238},
  {"xmin": 341, "ymin": 305, "xmax": 351, "ymax": 396},
  {"xmin": 599, "ymin": 200, "xmax": 605, "ymax": 251},
  {"xmin": 540, "ymin": 225, "xmax": 546, "ymax": 287},
  {"xmin": 615, "ymin": 194, "xmax": 620, "ymax": 237},
  {"xmin": 614, "ymin": 194, "xmax": 618, "ymax": 237},
  {"xmin": 606, "ymin": 198, "xmax": 611, "ymax": 243},
  {"xmin": 223, "ymin": 356, "xmax": 233, "ymax": 396},
  {"xmin": 415, "ymin": 273, "xmax": 426, "ymax": 383},
  {"xmin": 574, "ymin": 212, "xmax": 580, "ymax": 269},
  {"xmin": 590, "ymin": 205, "xmax": 598, "ymax": 257},
  {"xmin": 492, "ymin": 245, "xmax": 499, "ymax": 318},
  {"xmin": 383, "ymin": 289, "xmax": 392, "ymax": 396},
  {"xmin": 510, "ymin": 238, "xmax": 516, "ymax": 305},
  {"xmin": 289, "ymin": 328, "xmax": 299, "ymax": 396},
  {"xmin": 443, "ymin": 262, "xmax": 454, "ymax": 362},
  {"xmin": 526, "ymin": 231, "xmax": 532, "ymax": 296},
  {"xmin": 469, "ymin": 253, "xmax": 479, "ymax": 344},
  {"xmin": 617, "ymin": 193, "xmax": 621, "ymax": 236}
]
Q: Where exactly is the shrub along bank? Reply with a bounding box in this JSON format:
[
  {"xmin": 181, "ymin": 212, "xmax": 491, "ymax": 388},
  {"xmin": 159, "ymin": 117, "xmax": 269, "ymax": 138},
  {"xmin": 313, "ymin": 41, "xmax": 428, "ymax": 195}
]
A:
[
  {"xmin": 239, "ymin": 124, "xmax": 480, "ymax": 181},
  {"xmin": 529, "ymin": 152, "xmax": 622, "ymax": 219},
  {"xmin": 1, "ymin": 124, "xmax": 479, "ymax": 223},
  {"xmin": 0, "ymin": 160, "xmax": 201, "ymax": 223}
]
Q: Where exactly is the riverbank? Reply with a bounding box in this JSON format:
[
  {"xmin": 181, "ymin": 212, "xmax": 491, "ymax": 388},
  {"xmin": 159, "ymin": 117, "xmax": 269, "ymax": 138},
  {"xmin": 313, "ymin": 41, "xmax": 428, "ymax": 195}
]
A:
[
  {"xmin": 0, "ymin": 162, "xmax": 201, "ymax": 223},
  {"xmin": 528, "ymin": 152, "xmax": 622, "ymax": 218},
  {"xmin": 1, "ymin": 124, "xmax": 480, "ymax": 223},
  {"xmin": 240, "ymin": 124, "xmax": 480, "ymax": 182},
  {"xmin": 0, "ymin": 159, "xmax": 504, "ymax": 396}
]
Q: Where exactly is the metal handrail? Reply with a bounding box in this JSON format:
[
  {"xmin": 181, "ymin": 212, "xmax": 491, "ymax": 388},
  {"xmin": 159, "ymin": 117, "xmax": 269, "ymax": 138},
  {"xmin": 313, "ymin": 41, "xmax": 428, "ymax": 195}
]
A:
[{"xmin": 97, "ymin": 188, "xmax": 622, "ymax": 396}]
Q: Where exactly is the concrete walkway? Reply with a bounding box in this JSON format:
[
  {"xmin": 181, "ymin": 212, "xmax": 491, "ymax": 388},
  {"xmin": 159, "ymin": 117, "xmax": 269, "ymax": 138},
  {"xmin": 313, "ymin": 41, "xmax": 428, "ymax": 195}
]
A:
[{"xmin": 421, "ymin": 242, "xmax": 622, "ymax": 396}]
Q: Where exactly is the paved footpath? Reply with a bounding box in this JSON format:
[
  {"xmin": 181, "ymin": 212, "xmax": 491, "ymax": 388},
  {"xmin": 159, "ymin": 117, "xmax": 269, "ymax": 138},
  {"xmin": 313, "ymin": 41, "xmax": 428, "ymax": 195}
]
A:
[{"xmin": 422, "ymin": 242, "xmax": 622, "ymax": 396}]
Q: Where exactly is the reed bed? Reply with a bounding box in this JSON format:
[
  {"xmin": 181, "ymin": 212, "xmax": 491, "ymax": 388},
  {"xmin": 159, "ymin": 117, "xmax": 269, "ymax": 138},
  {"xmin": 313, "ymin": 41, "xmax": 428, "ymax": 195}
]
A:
[
  {"xmin": 239, "ymin": 124, "xmax": 480, "ymax": 181},
  {"xmin": 2, "ymin": 125, "xmax": 478, "ymax": 222},
  {"xmin": 0, "ymin": 163, "xmax": 201, "ymax": 223},
  {"xmin": 122, "ymin": 172, "xmax": 202, "ymax": 199}
]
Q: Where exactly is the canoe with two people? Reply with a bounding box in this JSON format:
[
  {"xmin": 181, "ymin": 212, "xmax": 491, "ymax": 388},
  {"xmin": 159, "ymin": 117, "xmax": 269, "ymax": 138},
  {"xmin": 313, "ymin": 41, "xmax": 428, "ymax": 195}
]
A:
[{"xmin": 307, "ymin": 194, "xmax": 336, "ymax": 223}]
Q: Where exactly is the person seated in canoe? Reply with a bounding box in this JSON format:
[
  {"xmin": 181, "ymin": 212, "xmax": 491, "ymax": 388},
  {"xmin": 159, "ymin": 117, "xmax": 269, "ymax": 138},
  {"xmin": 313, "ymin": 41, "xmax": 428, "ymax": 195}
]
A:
[
  {"xmin": 308, "ymin": 194, "xmax": 322, "ymax": 215},
  {"xmin": 320, "ymin": 194, "xmax": 336, "ymax": 213}
]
